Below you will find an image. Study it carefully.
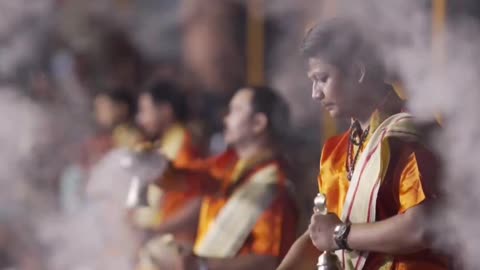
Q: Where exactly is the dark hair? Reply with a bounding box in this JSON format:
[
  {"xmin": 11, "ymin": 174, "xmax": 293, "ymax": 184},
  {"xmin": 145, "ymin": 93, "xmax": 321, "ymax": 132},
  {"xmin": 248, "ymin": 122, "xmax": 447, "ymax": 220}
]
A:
[
  {"xmin": 301, "ymin": 18, "xmax": 385, "ymax": 78},
  {"xmin": 98, "ymin": 88, "xmax": 137, "ymax": 118},
  {"xmin": 145, "ymin": 80, "xmax": 188, "ymax": 121},
  {"xmin": 246, "ymin": 86, "xmax": 290, "ymax": 143}
]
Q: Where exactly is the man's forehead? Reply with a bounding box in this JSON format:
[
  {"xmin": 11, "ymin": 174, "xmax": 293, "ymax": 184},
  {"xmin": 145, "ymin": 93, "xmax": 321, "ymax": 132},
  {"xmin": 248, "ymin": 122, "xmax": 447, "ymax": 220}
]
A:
[
  {"xmin": 308, "ymin": 57, "xmax": 331, "ymax": 73},
  {"xmin": 233, "ymin": 88, "xmax": 253, "ymax": 103},
  {"xmin": 95, "ymin": 94, "xmax": 110, "ymax": 102},
  {"xmin": 139, "ymin": 92, "xmax": 151, "ymax": 100}
]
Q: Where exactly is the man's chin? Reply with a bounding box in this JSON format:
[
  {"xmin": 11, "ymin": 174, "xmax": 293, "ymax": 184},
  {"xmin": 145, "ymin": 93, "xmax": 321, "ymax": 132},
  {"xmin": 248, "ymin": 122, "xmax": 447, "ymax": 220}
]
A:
[
  {"xmin": 224, "ymin": 137, "xmax": 242, "ymax": 148},
  {"xmin": 223, "ymin": 136, "xmax": 233, "ymax": 146},
  {"xmin": 326, "ymin": 109, "xmax": 341, "ymax": 118},
  {"xmin": 141, "ymin": 130, "xmax": 159, "ymax": 141}
]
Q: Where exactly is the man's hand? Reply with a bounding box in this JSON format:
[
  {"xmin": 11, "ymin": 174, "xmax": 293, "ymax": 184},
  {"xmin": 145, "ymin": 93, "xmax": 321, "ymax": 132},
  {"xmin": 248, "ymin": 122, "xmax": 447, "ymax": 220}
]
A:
[
  {"xmin": 308, "ymin": 213, "xmax": 342, "ymax": 251},
  {"xmin": 179, "ymin": 252, "xmax": 201, "ymax": 270},
  {"xmin": 177, "ymin": 245, "xmax": 277, "ymax": 270},
  {"xmin": 178, "ymin": 244, "xmax": 203, "ymax": 270},
  {"xmin": 276, "ymin": 230, "xmax": 320, "ymax": 270}
]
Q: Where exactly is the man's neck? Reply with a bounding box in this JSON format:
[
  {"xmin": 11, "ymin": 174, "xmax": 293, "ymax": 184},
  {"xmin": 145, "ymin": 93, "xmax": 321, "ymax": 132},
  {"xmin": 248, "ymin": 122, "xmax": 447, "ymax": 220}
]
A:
[
  {"xmin": 353, "ymin": 83, "xmax": 386, "ymax": 131},
  {"xmin": 235, "ymin": 138, "xmax": 272, "ymax": 161},
  {"xmin": 356, "ymin": 109, "xmax": 375, "ymax": 131},
  {"xmin": 112, "ymin": 119, "xmax": 131, "ymax": 130},
  {"xmin": 159, "ymin": 121, "xmax": 177, "ymax": 138}
]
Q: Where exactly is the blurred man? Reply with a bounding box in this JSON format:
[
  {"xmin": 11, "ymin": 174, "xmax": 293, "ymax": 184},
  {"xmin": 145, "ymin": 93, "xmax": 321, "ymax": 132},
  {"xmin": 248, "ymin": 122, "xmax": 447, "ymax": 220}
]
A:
[
  {"xmin": 59, "ymin": 88, "xmax": 140, "ymax": 214},
  {"xmin": 277, "ymin": 19, "xmax": 447, "ymax": 270},
  {"xmin": 150, "ymin": 86, "xmax": 298, "ymax": 270},
  {"xmin": 131, "ymin": 81, "xmax": 201, "ymax": 238},
  {"xmin": 83, "ymin": 88, "xmax": 141, "ymax": 168},
  {"xmin": 93, "ymin": 88, "xmax": 140, "ymax": 151}
]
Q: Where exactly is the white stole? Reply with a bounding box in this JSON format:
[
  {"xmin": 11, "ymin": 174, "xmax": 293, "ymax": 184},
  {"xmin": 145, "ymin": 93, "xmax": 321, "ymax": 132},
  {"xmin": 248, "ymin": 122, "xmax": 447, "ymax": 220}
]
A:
[
  {"xmin": 336, "ymin": 113, "xmax": 419, "ymax": 270},
  {"xmin": 194, "ymin": 163, "xmax": 280, "ymax": 258}
]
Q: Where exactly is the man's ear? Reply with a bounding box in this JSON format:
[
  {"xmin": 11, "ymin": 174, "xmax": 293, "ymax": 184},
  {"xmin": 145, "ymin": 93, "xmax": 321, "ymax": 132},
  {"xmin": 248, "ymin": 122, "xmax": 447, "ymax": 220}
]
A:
[
  {"xmin": 118, "ymin": 103, "xmax": 130, "ymax": 120},
  {"xmin": 162, "ymin": 103, "xmax": 175, "ymax": 121},
  {"xmin": 252, "ymin": 112, "xmax": 268, "ymax": 134},
  {"xmin": 352, "ymin": 61, "xmax": 366, "ymax": 83}
]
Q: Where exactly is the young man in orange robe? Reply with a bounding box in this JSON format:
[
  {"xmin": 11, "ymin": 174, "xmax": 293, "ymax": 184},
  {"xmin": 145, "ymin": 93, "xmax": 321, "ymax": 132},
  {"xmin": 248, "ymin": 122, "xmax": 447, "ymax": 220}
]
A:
[
  {"xmin": 277, "ymin": 19, "xmax": 448, "ymax": 270},
  {"xmin": 132, "ymin": 81, "xmax": 201, "ymax": 240},
  {"xmin": 152, "ymin": 86, "xmax": 298, "ymax": 270}
]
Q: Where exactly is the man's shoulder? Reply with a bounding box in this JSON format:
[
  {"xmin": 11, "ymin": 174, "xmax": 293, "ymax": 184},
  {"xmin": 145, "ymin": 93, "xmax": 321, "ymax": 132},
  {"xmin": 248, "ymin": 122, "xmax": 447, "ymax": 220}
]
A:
[
  {"xmin": 320, "ymin": 131, "xmax": 350, "ymax": 163},
  {"xmin": 251, "ymin": 159, "xmax": 286, "ymax": 183},
  {"xmin": 386, "ymin": 136, "xmax": 437, "ymax": 163},
  {"xmin": 324, "ymin": 132, "xmax": 349, "ymax": 147}
]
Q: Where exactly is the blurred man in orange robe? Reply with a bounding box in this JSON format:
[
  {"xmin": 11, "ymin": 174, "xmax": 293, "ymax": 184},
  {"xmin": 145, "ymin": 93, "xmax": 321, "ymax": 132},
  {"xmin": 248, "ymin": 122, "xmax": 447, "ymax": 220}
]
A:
[
  {"xmin": 131, "ymin": 81, "xmax": 201, "ymax": 241},
  {"xmin": 148, "ymin": 86, "xmax": 299, "ymax": 270}
]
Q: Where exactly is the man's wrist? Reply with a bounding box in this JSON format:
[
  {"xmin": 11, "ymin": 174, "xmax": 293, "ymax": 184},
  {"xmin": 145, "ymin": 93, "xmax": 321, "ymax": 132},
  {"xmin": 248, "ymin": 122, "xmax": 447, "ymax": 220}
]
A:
[
  {"xmin": 333, "ymin": 221, "xmax": 352, "ymax": 250},
  {"xmin": 197, "ymin": 256, "xmax": 209, "ymax": 270}
]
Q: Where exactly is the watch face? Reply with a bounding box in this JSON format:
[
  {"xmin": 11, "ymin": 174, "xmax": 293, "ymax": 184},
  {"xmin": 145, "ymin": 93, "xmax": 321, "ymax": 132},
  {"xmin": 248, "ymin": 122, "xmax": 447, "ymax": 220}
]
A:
[{"xmin": 334, "ymin": 224, "xmax": 346, "ymax": 237}]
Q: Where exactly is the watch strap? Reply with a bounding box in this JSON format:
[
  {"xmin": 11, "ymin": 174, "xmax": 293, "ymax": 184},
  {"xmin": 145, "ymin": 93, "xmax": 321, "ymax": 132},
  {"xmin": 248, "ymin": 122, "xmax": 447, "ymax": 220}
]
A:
[{"xmin": 334, "ymin": 222, "xmax": 352, "ymax": 251}]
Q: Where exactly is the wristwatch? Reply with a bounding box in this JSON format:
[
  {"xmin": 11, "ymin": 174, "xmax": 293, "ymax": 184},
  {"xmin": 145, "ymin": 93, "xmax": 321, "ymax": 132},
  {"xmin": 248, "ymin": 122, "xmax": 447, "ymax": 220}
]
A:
[
  {"xmin": 197, "ymin": 257, "xmax": 209, "ymax": 270},
  {"xmin": 333, "ymin": 222, "xmax": 352, "ymax": 250}
]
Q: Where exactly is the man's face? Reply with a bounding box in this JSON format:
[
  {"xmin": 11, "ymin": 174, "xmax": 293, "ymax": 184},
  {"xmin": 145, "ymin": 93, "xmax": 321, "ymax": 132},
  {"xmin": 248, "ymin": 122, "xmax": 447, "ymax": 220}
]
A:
[
  {"xmin": 223, "ymin": 89, "xmax": 259, "ymax": 146},
  {"xmin": 94, "ymin": 94, "xmax": 126, "ymax": 129},
  {"xmin": 307, "ymin": 57, "xmax": 360, "ymax": 118},
  {"xmin": 136, "ymin": 93, "xmax": 172, "ymax": 138}
]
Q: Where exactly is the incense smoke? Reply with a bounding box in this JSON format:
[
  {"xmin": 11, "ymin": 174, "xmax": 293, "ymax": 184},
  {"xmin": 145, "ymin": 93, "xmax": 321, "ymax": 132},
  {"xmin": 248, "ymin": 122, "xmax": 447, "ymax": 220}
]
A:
[
  {"xmin": 2, "ymin": 0, "xmax": 480, "ymax": 269},
  {"xmin": 328, "ymin": 1, "xmax": 480, "ymax": 268}
]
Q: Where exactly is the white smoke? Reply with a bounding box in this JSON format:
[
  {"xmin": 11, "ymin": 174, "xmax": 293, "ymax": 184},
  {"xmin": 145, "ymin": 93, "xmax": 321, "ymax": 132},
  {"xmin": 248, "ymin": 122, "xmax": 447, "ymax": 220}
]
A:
[
  {"xmin": 38, "ymin": 145, "xmax": 167, "ymax": 269},
  {"xmin": 0, "ymin": 1, "xmax": 176, "ymax": 268},
  {"xmin": 0, "ymin": 88, "xmax": 60, "ymax": 270},
  {"xmin": 252, "ymin": 0, "xmax": 480, "ymax": 267},
  {"xmin": 3, "ymin": 0, "xmax": 480, "ymax": 269},
  {"xmin": 0, "ymin": 3, "xmax": 58, "ymax": 263},
  {"xmin": 130, "ymin": 1, "xmax": 182, "ymax": 61},
  {"xmin": 319, "ymin": 1, "xmax": 480, "ymax": 268},
  {"xmin": 0, "ymin": 0, "xmax": 137, "ymax": 269},
  {"xmin": 413, "ymin": 20, "xmax": 480, "ymax": 269},
  {"xmin": 40, "ymin": 149, "xmax": 153, "ymax": 270},
  {"xmin": 0, "ymin": 0, "xmax": 52, "ymax": 78},
  {"xmin": 0, "ymin": 88, "xmax": 52, "ymax": 207}
]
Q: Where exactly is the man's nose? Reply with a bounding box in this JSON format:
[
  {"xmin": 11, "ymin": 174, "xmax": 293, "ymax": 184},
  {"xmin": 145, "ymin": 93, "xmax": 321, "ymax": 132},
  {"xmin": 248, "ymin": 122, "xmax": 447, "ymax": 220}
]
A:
[{"xmin": 312, "ymin": 82, "xmax": 325, "ymax": 100}]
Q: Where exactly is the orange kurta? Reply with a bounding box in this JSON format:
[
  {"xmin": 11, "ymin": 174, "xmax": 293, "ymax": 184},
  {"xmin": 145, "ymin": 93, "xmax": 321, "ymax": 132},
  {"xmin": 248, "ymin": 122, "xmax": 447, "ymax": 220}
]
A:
[
  {"xmin": 158, "ymin": 124, "xmax": 200, "ymax": 222},
  {"xmin": 134, "ymin": 124, "xmax": 201, "ymax": 235},
  {"xmin": 318, "ymin": 130, "xmax": 447, "ymax": 270},
  {"xmin": 188, "ymin": 150, "xmax": 298, "ymax": 260}
]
